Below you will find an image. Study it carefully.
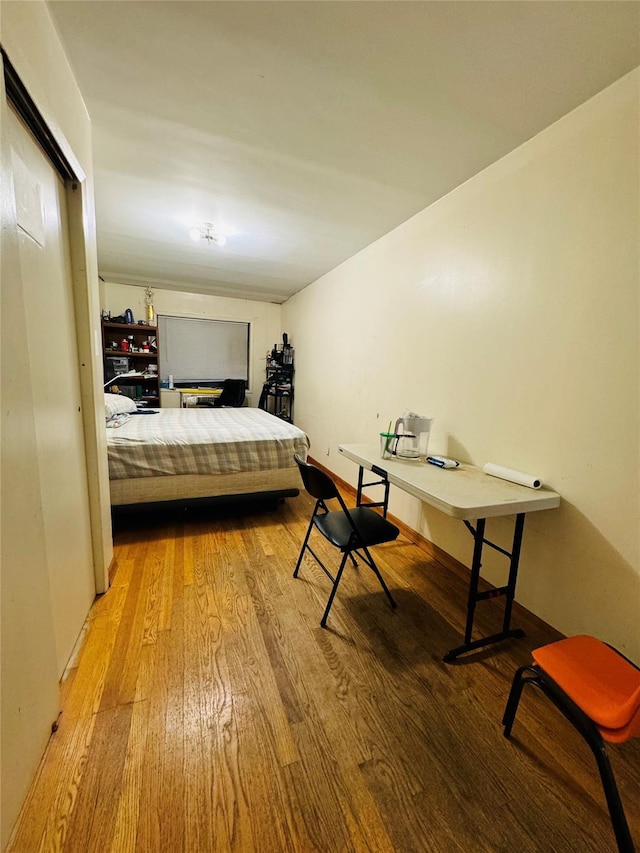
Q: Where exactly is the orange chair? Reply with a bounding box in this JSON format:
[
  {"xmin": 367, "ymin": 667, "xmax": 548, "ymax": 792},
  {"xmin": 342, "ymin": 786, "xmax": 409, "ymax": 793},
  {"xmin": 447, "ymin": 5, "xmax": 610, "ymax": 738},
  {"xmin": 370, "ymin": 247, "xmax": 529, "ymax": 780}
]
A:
[{"xmin": 503, "ymin": 635, "xmax": 640, "ymax": 852}]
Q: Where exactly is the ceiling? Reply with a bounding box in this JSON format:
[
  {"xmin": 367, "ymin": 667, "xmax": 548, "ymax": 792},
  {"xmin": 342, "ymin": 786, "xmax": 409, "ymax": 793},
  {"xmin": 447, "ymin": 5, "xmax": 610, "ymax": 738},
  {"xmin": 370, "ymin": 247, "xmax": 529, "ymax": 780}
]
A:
[{"xmin": 47, "ymin": 1, "xmax": 639, "ymax": 304}]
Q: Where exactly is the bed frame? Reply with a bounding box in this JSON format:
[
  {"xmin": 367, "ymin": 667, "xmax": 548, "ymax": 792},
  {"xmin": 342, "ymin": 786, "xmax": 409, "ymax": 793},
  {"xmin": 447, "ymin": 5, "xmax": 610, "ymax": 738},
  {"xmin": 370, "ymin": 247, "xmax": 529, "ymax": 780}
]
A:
[{"xmin": 109, "ymin": 466, "xmax": 302, "ymax": 507}]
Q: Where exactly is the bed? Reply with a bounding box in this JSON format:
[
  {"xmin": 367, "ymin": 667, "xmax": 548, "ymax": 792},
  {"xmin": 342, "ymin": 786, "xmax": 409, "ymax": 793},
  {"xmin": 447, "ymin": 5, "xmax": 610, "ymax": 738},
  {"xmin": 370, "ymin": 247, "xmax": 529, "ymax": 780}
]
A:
[{"xmin": 104, "ymin": 397, "xmax": 309, "ymax": 507}]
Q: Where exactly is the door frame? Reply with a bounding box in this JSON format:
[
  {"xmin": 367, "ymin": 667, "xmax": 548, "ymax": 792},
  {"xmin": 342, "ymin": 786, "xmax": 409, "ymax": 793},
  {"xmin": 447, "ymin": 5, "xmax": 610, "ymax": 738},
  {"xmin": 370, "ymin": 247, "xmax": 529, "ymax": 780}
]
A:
[{"xmin": 2, "ymin": 48, "xmax": 112, "ymax": 593}]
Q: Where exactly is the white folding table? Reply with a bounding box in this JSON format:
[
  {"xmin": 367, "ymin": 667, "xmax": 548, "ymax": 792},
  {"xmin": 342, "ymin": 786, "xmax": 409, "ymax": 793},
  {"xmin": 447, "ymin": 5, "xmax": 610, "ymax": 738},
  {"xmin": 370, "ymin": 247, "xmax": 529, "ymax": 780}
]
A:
[{"xmin": 338, "ymin": 444, "xmax": 561, "ymax": 661}]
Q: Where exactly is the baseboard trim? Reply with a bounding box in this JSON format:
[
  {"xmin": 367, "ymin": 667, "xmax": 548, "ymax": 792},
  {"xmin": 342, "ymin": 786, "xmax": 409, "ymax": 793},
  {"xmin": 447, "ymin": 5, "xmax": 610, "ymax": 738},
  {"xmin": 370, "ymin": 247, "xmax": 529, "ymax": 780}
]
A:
[{"xmin": 107, "ymin": 555, "xmax": 118, "ymax": 586}]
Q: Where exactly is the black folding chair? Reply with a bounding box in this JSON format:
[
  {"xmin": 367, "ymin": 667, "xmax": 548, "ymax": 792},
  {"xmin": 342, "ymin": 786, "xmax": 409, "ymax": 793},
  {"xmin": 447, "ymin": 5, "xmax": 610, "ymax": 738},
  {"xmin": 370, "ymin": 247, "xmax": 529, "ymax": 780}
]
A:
[
  {"xmin": 200, "ymin": 379, "xmax": 246, "ymax": 408},
  {"xmin": 293, "ymin": 454, "xmax": 399, "ymax": 627}
]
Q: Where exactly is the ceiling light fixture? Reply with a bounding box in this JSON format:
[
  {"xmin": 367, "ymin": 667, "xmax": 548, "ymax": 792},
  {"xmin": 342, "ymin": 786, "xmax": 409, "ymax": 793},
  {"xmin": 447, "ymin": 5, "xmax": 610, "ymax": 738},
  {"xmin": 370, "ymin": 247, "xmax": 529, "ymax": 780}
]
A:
[{"xmin": 189, "ymin": 222, "xmax": 227, "ymax": 247}]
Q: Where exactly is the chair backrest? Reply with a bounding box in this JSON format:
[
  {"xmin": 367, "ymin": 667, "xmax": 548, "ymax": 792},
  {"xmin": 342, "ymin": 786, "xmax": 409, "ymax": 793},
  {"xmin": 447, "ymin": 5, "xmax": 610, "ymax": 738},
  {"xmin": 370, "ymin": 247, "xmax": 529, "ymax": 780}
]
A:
[
  {"xmin": 294, "ymin": 454, "xmax": 341, "ymax": 502},
  {"xmin": 217, "ymin": 379, "xmax": 246, "ymax": 407}
]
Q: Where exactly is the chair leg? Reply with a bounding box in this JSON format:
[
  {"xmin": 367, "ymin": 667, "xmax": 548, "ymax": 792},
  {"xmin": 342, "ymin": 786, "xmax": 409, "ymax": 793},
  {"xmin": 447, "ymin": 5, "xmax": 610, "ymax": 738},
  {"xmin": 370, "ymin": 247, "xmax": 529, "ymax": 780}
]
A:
[
  {"xmin": 294, "ymin": 515, "xmax": 316, "ymax": 577},
  {"xmin": 503, "ymin": 665, "xmax": 636, "ymax": 853},
  {"xmin": 531, "ymin": 673, "xmax": 635, "ymax": 852},
  {"xmin": 549, "ymin": 691, "xmax": 635, "ymax": 853},
  {"xmin": 320, "ymin": 552, "xmax": 349, "ymax": 628},
  {"xmin": 359, "ymin": 545, "xmax": 397, "ymax": 609},
  {"xmin": 585, "ymin": 731, "xmax": 635, "ymax": 853},
  {"xmin": 502, "ymin": 664, "xmax": 536, "ymax": 736}
]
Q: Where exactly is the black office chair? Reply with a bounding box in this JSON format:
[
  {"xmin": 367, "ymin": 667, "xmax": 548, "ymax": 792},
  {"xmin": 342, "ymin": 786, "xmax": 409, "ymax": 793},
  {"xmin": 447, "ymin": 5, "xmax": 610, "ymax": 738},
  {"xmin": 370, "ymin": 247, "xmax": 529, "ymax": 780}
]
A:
[
  {"xmin": 293, "ymin": 454, "xmax": 399, "ymax": 627},
  {"xmin": 203, "ymin": 379, "xmax": 246, "ymax": 408}
]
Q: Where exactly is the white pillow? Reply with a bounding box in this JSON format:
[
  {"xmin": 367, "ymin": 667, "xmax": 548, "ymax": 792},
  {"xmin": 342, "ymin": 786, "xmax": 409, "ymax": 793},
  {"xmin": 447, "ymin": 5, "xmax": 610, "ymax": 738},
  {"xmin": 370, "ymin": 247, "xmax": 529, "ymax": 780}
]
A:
[{"xmin": 104, "ymin": 393, "xmax": 137, "ymax": 418}]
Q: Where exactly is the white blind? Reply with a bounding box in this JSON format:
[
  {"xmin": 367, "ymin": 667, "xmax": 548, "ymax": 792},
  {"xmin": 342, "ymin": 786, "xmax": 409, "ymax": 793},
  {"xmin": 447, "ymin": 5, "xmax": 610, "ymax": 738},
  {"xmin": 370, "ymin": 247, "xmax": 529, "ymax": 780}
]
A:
[{"xmin": 158, "ymin": 316, "xmax": 250, "ymax": 385}]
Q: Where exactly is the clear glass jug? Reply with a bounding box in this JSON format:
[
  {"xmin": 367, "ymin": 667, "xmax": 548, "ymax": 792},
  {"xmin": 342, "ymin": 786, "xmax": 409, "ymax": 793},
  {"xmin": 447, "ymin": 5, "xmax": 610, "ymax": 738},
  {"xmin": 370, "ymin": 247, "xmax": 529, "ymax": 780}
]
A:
[{"xmin": 393, "ymin": 415, "xmax": 433, "ymax": 459}]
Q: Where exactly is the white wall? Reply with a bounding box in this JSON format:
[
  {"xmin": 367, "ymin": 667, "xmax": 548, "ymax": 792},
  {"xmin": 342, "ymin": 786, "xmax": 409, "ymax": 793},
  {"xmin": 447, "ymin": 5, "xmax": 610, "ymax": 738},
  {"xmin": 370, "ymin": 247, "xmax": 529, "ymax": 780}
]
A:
[
  {"xmin": 101, "ymin": 282, "xmax": 282, "ymax": 406},
  {"xmin": 1, "ymin": 3, "xmax": 109, "ymax": 847},
  {"xmin": 283, "ymin": 71, "xmax": 640, "ymax": 663}
]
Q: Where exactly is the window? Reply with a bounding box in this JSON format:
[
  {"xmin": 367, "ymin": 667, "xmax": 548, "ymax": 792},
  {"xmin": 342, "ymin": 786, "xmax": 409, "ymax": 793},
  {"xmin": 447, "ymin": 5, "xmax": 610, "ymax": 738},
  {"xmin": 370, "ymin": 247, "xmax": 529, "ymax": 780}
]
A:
[{"xmin": 158, "ymin": 316, "xmax": 250, "ymax": 387}]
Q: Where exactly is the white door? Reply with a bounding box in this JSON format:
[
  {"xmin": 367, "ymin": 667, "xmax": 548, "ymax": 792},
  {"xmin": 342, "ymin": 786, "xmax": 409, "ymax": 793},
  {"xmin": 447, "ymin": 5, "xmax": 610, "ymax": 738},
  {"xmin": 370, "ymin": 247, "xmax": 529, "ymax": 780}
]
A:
[{"xmin": 8, "ymin": 105, "xmax": 96, "ymax": 677}]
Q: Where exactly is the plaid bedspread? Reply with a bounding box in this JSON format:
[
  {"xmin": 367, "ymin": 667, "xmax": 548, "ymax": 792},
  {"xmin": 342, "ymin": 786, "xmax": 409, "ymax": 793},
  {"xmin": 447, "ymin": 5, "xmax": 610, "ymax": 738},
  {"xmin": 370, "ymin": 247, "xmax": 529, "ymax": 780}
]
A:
[{"xmin": 106, "ymin": 407, "xmax": 310, "ymax": 480}]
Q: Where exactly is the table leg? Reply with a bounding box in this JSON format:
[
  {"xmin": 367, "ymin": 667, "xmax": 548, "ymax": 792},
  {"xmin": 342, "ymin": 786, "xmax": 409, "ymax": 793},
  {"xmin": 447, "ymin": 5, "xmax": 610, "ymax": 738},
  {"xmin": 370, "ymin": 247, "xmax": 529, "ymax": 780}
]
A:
[
  {"xmin": 463, "ymin": 517, "xmax": 486, "ymax": 646},
  {"xmin": 443, "ymin": 514, "xmax": 526, "ymax": 662},
  {"xmin": 502, "ymin": 513, "xmax": 526, "ymax": 634}
]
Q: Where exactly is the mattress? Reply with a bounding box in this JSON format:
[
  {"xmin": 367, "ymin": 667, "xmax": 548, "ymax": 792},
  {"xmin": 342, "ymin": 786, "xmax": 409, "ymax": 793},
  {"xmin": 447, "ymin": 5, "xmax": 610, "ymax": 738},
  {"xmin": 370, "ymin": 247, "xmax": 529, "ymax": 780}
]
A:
[{"xmin": 106, "ymin": 407, "xmax": 309, "ymax": 481}]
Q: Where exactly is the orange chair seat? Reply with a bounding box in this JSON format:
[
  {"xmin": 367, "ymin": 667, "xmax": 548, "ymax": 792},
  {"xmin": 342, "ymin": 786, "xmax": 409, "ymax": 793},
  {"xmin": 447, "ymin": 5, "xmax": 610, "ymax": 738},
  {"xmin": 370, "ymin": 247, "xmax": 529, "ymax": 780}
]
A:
[{"xmin": 533, "ymin": 635, "xmax": 640, "ymax": 741}]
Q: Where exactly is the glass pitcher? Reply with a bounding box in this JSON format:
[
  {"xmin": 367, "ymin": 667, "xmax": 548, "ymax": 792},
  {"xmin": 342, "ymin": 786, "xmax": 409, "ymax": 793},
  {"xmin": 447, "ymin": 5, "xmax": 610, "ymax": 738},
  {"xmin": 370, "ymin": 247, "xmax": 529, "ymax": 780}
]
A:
[{"xmin": 393, "ymin": 415, "xmax": 433, "ymax": 458}]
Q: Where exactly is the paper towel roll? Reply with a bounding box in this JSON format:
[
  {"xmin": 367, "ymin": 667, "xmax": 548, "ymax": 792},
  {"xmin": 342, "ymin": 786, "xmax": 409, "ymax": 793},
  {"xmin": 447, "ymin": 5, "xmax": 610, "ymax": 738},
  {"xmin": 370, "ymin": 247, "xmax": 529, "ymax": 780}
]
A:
[{"xmin": 483, "ymin": 462, "xmax": 542, "ymax": 489}]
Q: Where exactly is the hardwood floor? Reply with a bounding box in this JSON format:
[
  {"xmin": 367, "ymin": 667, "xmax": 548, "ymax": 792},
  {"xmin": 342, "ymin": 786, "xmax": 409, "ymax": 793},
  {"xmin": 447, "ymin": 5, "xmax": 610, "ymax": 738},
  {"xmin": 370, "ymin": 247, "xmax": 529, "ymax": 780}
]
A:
[{"xmin": 7, "ymin": 492, "xmax": 640, "ymax": 852}]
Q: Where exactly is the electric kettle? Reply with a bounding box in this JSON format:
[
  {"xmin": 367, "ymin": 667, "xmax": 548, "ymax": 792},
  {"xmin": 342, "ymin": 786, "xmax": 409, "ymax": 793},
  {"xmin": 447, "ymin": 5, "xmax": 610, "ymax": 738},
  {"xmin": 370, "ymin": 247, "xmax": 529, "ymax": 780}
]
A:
[{"xmin": 393, "ymin": 413, "xmax": 434, "ymax": 459}]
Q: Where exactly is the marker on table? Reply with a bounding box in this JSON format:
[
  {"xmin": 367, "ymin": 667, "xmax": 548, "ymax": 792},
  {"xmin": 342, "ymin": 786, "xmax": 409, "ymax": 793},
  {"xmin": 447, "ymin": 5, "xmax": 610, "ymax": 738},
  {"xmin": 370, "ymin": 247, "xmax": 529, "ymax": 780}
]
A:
[{"xmin": 426, "ymin": 456, "xmax": 459, "ymax": 469}]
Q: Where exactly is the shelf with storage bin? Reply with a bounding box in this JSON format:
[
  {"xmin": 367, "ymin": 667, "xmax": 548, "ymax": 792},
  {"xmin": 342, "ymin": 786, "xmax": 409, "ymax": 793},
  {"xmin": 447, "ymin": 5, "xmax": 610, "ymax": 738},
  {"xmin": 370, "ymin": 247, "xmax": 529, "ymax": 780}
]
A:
[{"xmin": 102, "ymin": 320, "xmax": 160, "ymax": 406}]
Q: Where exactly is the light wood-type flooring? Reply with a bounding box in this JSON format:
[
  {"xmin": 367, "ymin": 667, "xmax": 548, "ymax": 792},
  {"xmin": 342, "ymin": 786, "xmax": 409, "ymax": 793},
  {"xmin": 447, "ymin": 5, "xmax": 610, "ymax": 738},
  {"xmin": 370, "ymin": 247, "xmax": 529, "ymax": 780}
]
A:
[{"xmin": 8, "ymin": 489, "xmax": 640, "ymax": 852}]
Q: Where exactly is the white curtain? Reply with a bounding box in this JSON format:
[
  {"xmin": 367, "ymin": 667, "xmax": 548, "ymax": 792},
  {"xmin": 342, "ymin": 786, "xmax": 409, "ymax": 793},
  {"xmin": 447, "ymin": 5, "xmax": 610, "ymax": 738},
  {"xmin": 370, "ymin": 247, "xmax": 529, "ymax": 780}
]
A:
[{"xmin": 158, "ymin": 316, "xmax": 249, "ymax": 385}]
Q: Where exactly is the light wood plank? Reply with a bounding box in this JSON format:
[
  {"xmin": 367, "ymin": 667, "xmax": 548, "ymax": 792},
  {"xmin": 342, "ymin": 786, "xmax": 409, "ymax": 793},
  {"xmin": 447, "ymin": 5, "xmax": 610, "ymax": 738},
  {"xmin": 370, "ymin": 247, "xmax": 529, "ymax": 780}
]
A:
[{"xmin": 7, "ymin": 496, "xmax": 640, "ymax": 853}]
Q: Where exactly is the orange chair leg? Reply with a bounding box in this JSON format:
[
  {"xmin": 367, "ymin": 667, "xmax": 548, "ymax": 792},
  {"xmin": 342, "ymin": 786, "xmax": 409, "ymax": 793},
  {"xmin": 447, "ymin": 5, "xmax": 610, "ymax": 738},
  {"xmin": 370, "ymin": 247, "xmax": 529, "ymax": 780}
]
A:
[{"xmin": 503, "ymin": 664, "xmax": 636, "ymax": 853}]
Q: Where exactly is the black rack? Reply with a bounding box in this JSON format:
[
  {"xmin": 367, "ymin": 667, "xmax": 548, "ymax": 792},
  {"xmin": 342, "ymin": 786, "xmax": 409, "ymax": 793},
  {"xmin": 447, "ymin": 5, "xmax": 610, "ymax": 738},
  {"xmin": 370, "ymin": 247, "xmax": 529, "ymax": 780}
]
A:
[{"xmin": 260, "ymin": 346, "xmax": 294, "ymax": 422}]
